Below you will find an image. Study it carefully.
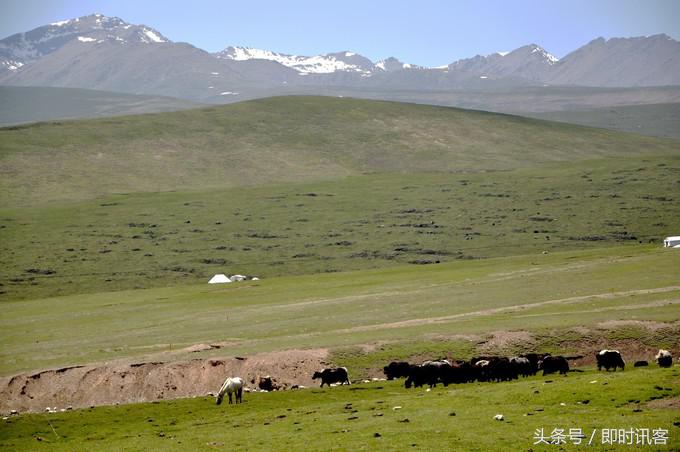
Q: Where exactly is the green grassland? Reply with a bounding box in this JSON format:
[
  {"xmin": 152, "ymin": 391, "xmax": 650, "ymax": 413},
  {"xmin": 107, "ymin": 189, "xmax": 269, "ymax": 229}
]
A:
[
  {"xmin": 2, "ymin": 245, "xmax": 678, "ymax": 376},
  {"xmin": 1, "ymin": 96, "xmax": 679, "ymax": 449},
  {"xmin": 2, "ymin": 96, "xmax": 678, "ymax": 301},
  {"xmin": 1, "ymin": 367, "xmax": 678, "ymax": 451},
  {"xmin": 1, "ymin": 96, "xmax": 678, "ymax": 207},
  {"xmin": 2, "ymin": 155, "xmax": 680, "ymax": 301}
]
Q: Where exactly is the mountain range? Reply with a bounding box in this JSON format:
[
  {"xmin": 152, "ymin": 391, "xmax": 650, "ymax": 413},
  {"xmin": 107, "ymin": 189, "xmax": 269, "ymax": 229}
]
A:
[{"xmin": 1, "ymin": 13, "xmax": 679, "ymax": 104}]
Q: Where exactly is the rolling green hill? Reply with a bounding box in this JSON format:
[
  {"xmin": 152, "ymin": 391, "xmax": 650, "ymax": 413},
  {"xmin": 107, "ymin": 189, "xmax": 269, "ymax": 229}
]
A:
[{"xmin": 1, "ymin": 96, "xmax": 678, "ymax": 206}]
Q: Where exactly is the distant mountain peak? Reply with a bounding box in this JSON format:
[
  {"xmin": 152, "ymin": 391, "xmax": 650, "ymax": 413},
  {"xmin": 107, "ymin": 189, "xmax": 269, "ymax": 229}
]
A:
[
  {"xmin": 511, "ymin": 44, "xmax": 559, "ymax": 64},
  {"xmin": 0, "ymin": 13, "xmax": 169, "ymax": 74}
]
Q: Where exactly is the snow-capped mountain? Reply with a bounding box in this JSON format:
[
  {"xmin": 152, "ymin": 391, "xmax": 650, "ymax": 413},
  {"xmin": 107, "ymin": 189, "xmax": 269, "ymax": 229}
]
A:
[
  {"xmin": 1, "ymin": 13, "xmax": 679, "ymax": 104},
  {"xmin": 0, "ymin": 13, "xmax": 169, "ymax": 74},
  {"xmin": 216, "ymin": 47, "xmax": 402, "ymax": 75}
]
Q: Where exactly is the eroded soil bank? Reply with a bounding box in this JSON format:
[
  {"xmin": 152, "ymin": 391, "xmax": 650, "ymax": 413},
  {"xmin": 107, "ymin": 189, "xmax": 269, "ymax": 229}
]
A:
[
  {"xmin": 2, "ymin": 324, "xmax": 677, "ymax": 415},
  {"xmin": 0, "ymin": 349, "xmax": 328, "ymax": 414}
]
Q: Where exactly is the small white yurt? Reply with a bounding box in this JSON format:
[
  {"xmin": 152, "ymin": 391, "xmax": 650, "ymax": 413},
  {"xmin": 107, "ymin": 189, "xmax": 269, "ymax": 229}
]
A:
[
  {"xmin": 230, "ymin": 274, "xmax": 247, "ymax": 282},
  {"xmin": 208, "ymin": 274, "xmax": 231, "ymax": 284}
]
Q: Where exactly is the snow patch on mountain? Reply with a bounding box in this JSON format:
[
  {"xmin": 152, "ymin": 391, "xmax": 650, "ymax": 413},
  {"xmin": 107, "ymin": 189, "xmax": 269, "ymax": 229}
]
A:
[
  {"xmin": 217, "ymin": 46, "xmax": 376, "ymax": 74},
  {"xmin": 1, "ymin": 60, "xmax": 24, "ymax": 71},
  {"xmin": 141, "ymin": 28, "xmax": 166, "ymax": 43},
  {"xmin": 50, "ymin": 19, "xmax": 72, "ymax": 27},
  {"xmin": 531, "ymin": 45, "xmax": 559, "ymax": 64}
]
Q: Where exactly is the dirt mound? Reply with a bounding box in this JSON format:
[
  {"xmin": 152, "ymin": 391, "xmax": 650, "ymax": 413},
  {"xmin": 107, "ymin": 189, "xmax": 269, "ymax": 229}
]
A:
[
  {"xmin": 479, "ymin": 330, "xmax": 534, "ymax": 354},
  {"xmin": 0, "ymin": 348, "xmax": 328, "ymax": 414}
]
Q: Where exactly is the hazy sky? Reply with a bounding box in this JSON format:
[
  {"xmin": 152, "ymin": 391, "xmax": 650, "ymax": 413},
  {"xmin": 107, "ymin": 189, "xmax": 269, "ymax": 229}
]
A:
[{"xmin": 1, "ymin": 0, "xmax": 679, "ymax": 66}]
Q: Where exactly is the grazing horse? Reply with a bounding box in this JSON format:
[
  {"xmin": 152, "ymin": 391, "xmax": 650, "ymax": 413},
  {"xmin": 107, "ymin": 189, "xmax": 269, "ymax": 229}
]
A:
[{"xmin": 216, "ymin": 377, "xmax": 244, "ymax": 405}]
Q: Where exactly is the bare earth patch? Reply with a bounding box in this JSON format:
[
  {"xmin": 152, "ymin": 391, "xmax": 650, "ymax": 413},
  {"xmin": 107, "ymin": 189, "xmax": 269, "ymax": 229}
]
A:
[
  {"xmin": 0, "ymin": 348, "xmax": 328, "ymax": 414},
  {"xmin": 647, "ymin": 396, "xmax": 680, "ymax": 410},
  {"xmin": 479, "ymin": 330, "xmax": 534, "ymax": 354}
]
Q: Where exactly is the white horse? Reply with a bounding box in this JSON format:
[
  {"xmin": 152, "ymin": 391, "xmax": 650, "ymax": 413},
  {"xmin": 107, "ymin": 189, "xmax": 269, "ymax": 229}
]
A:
[{"xmin": 216, "ymin": 376, "xmax": 244, "ymax": 405}]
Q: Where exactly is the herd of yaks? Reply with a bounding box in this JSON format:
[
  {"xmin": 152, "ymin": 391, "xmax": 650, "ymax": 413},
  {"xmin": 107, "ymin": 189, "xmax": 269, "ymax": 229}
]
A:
[{"xmin": 215, "ymin": 348, "xmax": 675, "ymax": 405}]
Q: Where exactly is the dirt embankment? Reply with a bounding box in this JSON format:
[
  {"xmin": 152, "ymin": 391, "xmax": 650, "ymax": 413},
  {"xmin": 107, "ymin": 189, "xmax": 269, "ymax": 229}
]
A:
[
  {"xmin": 2, "ymin": 322, "xmax": 677, "ymax": 415},
  {"xmin": 0, "ymin": 349, "xmax": 328, "ymax": 414}
]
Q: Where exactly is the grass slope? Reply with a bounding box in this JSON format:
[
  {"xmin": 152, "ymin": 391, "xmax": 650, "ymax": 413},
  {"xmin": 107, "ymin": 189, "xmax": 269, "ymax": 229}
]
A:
[
  {"xmin": 1, "ymin": 367, "xmax": 678, "ymax": 451},
  {"xmin": 525, "ymin": 103, "xmax": 680, "ymax": 140},
  {"xmin": 1, "ymin": 245, "xmax": 678, "ymax": 376},
  {"xmin": 0, "ymin": 86, "xmax": 202, "ymax": 127},
  {"xmin": 1, "ymin": 96, "xmax": 679, "ymax": 206},
  {"xmin": 2, "ymin": 155, "xmax": 679, "ymax": 300}
]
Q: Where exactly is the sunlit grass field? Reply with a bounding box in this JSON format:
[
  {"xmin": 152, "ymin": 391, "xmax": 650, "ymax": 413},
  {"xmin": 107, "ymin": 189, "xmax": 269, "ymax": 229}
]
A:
[{"xmin": 2, "ymin": 245, "xmax": 678, "ymax": 376}]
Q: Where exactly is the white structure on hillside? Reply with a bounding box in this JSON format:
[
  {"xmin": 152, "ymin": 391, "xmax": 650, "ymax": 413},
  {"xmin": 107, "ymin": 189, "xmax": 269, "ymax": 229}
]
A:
[
  {"xmin": 208, "ymin": 274, "xmax": 231, "ymax": 284},
  {"xmin": 663, "ymin": 236, "xmax": 680, "ymax": 248}
]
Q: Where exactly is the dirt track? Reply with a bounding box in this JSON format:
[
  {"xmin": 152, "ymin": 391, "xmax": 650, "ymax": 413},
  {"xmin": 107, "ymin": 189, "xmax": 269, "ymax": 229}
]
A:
[{"xmin": 0, "ymin": 349, "xmax": 328, "ymax": 414}]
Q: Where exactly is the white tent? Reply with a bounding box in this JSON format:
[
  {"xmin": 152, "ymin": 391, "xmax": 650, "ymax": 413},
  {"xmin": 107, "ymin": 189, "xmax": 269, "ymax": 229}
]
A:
[
  {"xmin": 208, "ymin": 274, "xmax": 231, "ymax": 284},
  {"xmin": 663, "ymin": 236, "xmax": 680, "ymax": 248}
]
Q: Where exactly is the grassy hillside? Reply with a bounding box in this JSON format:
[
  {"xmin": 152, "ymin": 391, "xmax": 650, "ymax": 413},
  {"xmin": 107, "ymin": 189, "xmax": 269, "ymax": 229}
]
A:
[
  {"xmin": 0, "ymin": 86, "xmax": 202, "ymax": 127},
  {"xmin": 1, "ymin": 245, "xmax": 678, "ymax": 376},
  {"xmin": 525, "ymin": 102, "xmax": 680, "ymax": 140},
  {"xmin": 1, "ymin": 368, "xmax": 678, "ymax": 451},
  {"xmin": 0, "ymin": 157, "xmax": 680, "ymax": 299},
  {"xmin": 1, "ymin": 154, "xmax": 679, "ymax": 300},
  {"xmin": 1, "ymin": 96, "xmax": 679, "ymax": 206}
]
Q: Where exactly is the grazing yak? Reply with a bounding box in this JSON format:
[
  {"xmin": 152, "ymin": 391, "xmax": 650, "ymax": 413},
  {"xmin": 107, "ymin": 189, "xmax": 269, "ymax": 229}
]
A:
[
  {"xmin": 470, "ymin": 357, "xmax": 519, "ymax": 382},
  {"xmin": 655, "ymin": 349, "xmax": 673, "ymax": 368},
  {"xmin": 312, "ymin": 367, "xmax": 351, "ymax": 387},
  {"xmin": 488, "ymin": 357, "xmax": 517, "ymax": 382},
  {"xmin": 521, "ymin": 353, "xmax": 548, "ymax": 376},
  {"xmin": 383, "ymin": 361, "xmax": 411, "ymax": 380},
  {"xmin": 596, "ymin": 350, "xmax": 625, "ymax": 371},
  {"xmin": 472, "ymin": 359, "xmax": 492, "ymax": 382},
  {"xmin": 443, "ymin": 360, "xmax": 475, "ymax": 384},
  {"xmin": 510, "ymin": 357, "xmax": 532, "ymax": 378},
  {"xmin": 257, "ymin": 375, "xmax": 279, "ymax": 392},
  {"xmin": 405, "ymin": 360, "xmax": 451, "ymax": 388},
  {"xmin": 539, "ymin": 355, "xmax": 569, "ymax": 375}
]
